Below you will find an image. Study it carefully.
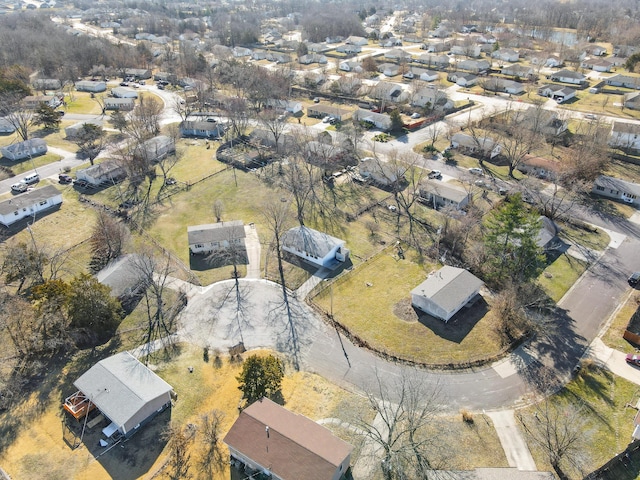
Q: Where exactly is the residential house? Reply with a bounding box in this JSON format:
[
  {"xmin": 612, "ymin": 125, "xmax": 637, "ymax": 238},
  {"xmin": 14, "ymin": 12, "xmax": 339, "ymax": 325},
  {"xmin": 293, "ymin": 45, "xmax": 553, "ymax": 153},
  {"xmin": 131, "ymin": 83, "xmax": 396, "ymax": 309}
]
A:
[
  {"xmin": 124, "ymin": 68, "xmax": 152, "ymax": 80},
  {"xmin": 609, "ymin": 121, "xmax": 640, "ymax": 151},
  {"xmin": 232, "ymin": 46, "xmax": 252, "ymax": 58},
  {"xmin": 95, "ymin": 254, "xmax": 147, "ymax": 304},
  {"xmin": 248, "ymin": 128, "xmax": 296, "ymax": 154},
  {"xmin": 371, "ymin": 82, "xmax": 404, "ymax": 102},
  {"xmin": 451, "ymin": 133, "xmax": 501, "ymax": 158},
  {"xmin": 411, "ymin": 266, "xmax": 484, "ymax": 322},
  {"xmin": 517, "ymin": 155, "xmax": 561, "ymax": 179},
  {"xmin": 336, "ymin": 44, "xmax": 361, "ymax": 54},
  {"xmin": 179, "ymin": 120, "xmax": 225, "ymax": 139},
  {"xmin": 416, "ymin": 54, "xmax": 450, "ymax": 69},
  {"xmin": 538, "ymin": 84, "xmax": 577, "ymax": 103},
  {"xmin": 266, "ymin": 99, "xmax": 302, "ymax": 114},
  {"xmin": 605, "ymin": 74, "xmax": 640, "ymax": 89},
  {"xmin": 0, "ymin": 185, "xmax": 62, "ymax": 227},
  {"xmin": 592, "ymin": 175, "xmax": 640, "ymax": 206},
  {"xmin": 379, "ymin": 37, "xmax": 402, "ymax": 47},
  {"xmin": 536, "ymin": 216, "xmax": 561, "ymax": 250},
  {"xmin": 448, "ymin": 72, "xmax": 477, "ymax": 87},
  {"xmin": 339, "ymin": 61, "xmax": 362, "ymax": 73},
  {"xmin": 136, "ymin": 135, "xmax": 175, "ymax": 163},
  {"xmin": 492, "ymin": 48, "xmax": 519, "ymax": 62},
  {"xmin": 549, "ymin": 69, "xmax": 585, "ymax": 85},
  {"xmin": 32, "ymin": 78, "xmax": 62, "ymax": 91},
  {"xmin": 586, "ymin": 45, "xmax": 607, "ymax": 56},
  {"xmin": 75, "ymin": 160, "xmax": 126, "ymax": 186},
  {"xmin": 418, "ymin": 180, "xmax": 471, "ymax": 210},
  {"xmin": 501, "ymin": 64, "xmax": 534, "ymax": 79},
  {"xmin": 110, "ymin": 87, "xmax": 138, "ymax": 99},
  {"xmin": 457, "ymin": 59, "xmax": 490, "ymax": 74},
  {"xmin": 0, "ymin": 118, "xmax": 15, "ymax": 133},
  {"xmin": 477, "ymin": 33, "xmax": 497, "ymax": 44},
  {"xmin": 377, "ymin": 63, "xmax": 400, "ymax": 77},
  {"xmin": 451, "ymin": 44, "xmax": 481, "ymax": 58},
  {"xmin": 614, "ymin": 45, "xmax": 638, "ymax": 57},
  {"xmin": 423, "ymin": 41, "xmax": 451, "ymax": 53},
  {"xmin": 411, "ymin": 86, "xmax": 451, "ymax": 109},
  {"xmin": 543, "ymin": 55, "xmax": 564, "ymax": 68},
  {"xmin": 251, "ymin": 50, "xmax": 268, "ymax": 61},
  {"xmin": 624, "ymin": 92, "xmax": 640, "ymax": 110},
  {"xmin": 1, "ymin": 138, "xmax": 47, "ymax": 161},
  {"xmin": 480, "ymin": 77, "xmax": 524, "ymax": 94},
  {"xmin": 104, "ymin": 98, "xmax": 135, "ymax": 111},
  {"xmin": 153, "ymin": 72, "xmax": 178, "ymax": 84},
  {"xmin": 358, "ymin": 156, "xmax": 406, "ymax": 187},
  {"xmin": 326, "ymin": 36, "xmax": 345, "ymax": 44},
  {"xmin": 581, "ymin": 57, "xmax": 613, "ymax": 72},
  {"xmin": 345, "ymin": 35, "xmax": 368, "ymax": 46},
  {"xmin": 65, "ymin": 119, "xmax": 103, "ymax": 139},
  {"xmin": 384, "ymin": 49, "xmax": 412, "ymax": 61},
  {"xmin": 76, "ymin": 80, "xmax": 107, "ymax": 93},
  {"xmin": 22, "ymin": 95, "xmax": 62, "ymax": 110},
  {"xmin": 281, "ymin": 226, "xmax": 349, "ymax": 269},
  {"xmin": 521, "ymin": 109, "xmax": 568, "ymax": 137},
  {"xmin": 299, "ymin": 53, "xmax": 327, "ymax": 65},
  {"xmin": 307, "ymin": 105, "xmax": 351, "ymax": 121},
  {"xmin": 223, "ymin": 398, "xmax": 353, "ymax": 480},
  {"xmin": 65, "ymin": 352, "xmax": 172, "ymax": 439},
  {"xmin": 303, "ymin": 141, "xmax": 349, "ymax": 170},
  {"xmin": 353, "ymin": 109, "xmax": 393, "ymax": 131},
  {"xmin": 188, "ymin": 221, "xmax": 246, "ymax": 255},
  {"xmin": 404, "ymin": 68, "xmax": 439, "ymax": 82}
]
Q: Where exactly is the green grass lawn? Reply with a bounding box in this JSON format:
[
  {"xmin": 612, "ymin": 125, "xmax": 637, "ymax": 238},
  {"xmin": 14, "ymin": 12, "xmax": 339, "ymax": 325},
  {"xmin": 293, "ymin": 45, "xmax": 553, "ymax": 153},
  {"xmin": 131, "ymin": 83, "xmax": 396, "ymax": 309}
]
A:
[
  {"xmin": 63, "ymin": 92, "xmax": 104, "ymax": 115},
  {"xmin": 312, "ymin": 248, "xmax": 506, "ymax": 365},
  {"xmin": 560, "ymin": 89, "xmax": 640, "ymax": 120},
  {"xmin": 559, "ymin": 221, "xmax": 611, "ymax": 252},
  {"xmin": 0, "ymin": 152, "xmax": 63, "ymax": 176},
  {"xmin": 518, "ymin": 366, "xmax": 640, "ymax": 478},
  {"xmin": 537, "ymin": 253, "xmax": 588, "ymax": 303},
  {"xmin": 601, "ymin": 291, "xmax": 640, "ymax": 352}
]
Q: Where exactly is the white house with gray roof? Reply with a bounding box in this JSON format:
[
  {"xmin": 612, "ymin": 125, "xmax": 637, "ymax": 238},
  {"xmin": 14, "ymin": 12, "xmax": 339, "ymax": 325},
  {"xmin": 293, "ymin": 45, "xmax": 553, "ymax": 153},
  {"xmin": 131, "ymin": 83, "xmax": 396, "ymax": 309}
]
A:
[
  {"xmin": 69, "ymin": 351, "xmax": 173, "ymax": 439},
  {"xmin": 411, "ymin": 266, "xmax": 484, "ymax": 322},
  {"xmin": 1, "ymin": 138, "xmax": 47, "ymax": 161},
  {"xmin": 76, "ymin": 160, "xmax": 126, "ymax": 186},
  {"xmin": 0, "ymin": 185, "xmax": 62, "ymax": 227},
  {"xmin": 188, "ymin": 221, "xmax": 246, "ymax": 255},
  {"xmin": 610, "ymin": 122, "xmax": 640, "ymax": 151},
  {"xmin": 592, "ymin": 175, "xmax": 640, "ymax": 206},
  {"xmin": 418, "ymin": 180, "xmax": 471, "ymax": 210},
  {"xmin": 281, "ymin": 226, "xmax": 349, "ymax": 269}
]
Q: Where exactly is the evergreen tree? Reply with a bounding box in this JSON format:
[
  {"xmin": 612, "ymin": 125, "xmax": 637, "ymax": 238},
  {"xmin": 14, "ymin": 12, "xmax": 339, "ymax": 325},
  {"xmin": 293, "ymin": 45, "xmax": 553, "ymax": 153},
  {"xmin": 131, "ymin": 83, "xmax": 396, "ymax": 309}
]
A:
[{"xmin": 236, "ymin": 354, "xmax": 284, "ymax": 404}]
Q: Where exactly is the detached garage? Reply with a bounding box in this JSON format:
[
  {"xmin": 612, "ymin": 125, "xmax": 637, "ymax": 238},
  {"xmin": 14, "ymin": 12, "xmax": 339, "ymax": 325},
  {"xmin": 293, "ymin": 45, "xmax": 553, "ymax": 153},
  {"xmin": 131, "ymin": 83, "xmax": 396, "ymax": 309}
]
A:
[{"xmin": 64, "ymin": 351, "xmax": 173, "ymax": 439}]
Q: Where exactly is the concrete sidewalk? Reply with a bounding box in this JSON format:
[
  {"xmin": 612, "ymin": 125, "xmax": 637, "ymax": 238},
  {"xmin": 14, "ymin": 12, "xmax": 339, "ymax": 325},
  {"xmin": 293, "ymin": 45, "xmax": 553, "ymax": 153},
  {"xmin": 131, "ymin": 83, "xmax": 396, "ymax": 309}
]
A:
[
  {"xmin": 588, "ymin": 338, "xmax": 640, "ymax": 385},
  {"xmin": 487, "ymin": 410, "xmax": 537, "ymax": 471}
]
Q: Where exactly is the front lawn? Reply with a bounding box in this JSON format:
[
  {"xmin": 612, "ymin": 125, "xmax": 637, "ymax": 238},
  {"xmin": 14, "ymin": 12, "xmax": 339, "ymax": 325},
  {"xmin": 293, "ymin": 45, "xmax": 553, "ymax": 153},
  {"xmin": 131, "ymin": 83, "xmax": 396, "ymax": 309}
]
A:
[
  {"xmin": 312, "ymin": 248, "xmax": 506, "ymax": 365},
  {"xmin": 537, "ymin": 253, "xmax": 589, "ymax": 303}
]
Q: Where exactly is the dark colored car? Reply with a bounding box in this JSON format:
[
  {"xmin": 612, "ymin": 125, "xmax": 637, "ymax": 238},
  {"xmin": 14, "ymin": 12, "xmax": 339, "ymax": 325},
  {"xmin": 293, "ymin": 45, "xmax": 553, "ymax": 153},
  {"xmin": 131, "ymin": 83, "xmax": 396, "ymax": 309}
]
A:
[
  {"xmin": 58, "ymin": 174, "xmax": 73, "ymax": 184},
  {"xmin": 626, "ymin": 353, "xmax": 640, "ymax": 366},
  {"xmin": 629, "ymin": 272, "xmax": 640, "ymax": 286}
]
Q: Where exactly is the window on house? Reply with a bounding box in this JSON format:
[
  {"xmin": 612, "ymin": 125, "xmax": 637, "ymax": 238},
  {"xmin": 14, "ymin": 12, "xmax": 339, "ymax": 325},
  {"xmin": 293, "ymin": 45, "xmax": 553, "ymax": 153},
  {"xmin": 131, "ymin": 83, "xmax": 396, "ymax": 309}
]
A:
[
  {"xmin": 39, "ymin": 200, "xmax": 47, "ymax": 206},
  {"xmin": 596, "ymin": 186, "xmax": 604, "ymax": 191},
  {"xmin": 14, "ymin": 211, "xmax": 18, "ymax": 215},
  {"xmin": 194, "ymin": 244, "xmax": 203, "ymax": 249}
]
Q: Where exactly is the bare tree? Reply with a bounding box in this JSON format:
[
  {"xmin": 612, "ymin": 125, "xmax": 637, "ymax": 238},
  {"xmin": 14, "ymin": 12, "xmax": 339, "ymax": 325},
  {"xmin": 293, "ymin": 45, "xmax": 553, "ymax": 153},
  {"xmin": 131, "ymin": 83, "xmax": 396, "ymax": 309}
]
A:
[
  {"xmin": 518, "ymin": 397, "xmax": 591, "ymax": 479},
  {"xmin": 198, "ymin": 410, "xmax": 227, "ymax": 477},
  {"xmin": 163, "ymin": 423, "xmax": 194, "ymax": 480},
  {"xmin": 213, "ymin": 200, "xmax": 224, "ymax": 223},
  {"xmin": 89, "ymin": 211, "xmax": 130, "ymax": 272},
  {"xmin": 257, "ymin": 109, "xmax": 289, "ymax": 154},
  {"xmin": 356, "ymin": 368, "xmax": 447, "ymax": 480},
  {"xmin": 126, "ymin": 94, "xmax": 162, "ymax": 142},
  {"xmin": 71, "ymin": 123, "xmax": 108, "ymax": 166},
  {"xmin": 0, "ymin": 92, "xmax": 35, "ymax": 141}
]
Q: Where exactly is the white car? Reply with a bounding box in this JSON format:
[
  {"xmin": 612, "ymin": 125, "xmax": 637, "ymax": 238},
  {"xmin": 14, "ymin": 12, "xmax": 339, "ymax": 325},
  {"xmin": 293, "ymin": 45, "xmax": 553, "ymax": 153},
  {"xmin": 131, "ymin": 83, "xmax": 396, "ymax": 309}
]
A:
[
  {"xmin": 11, "ymin": 182, "xmax": 27, "ymax": 193},
  {"xmin": 410, "ymin": 112, "xmax": 421, "ymax": 119},
  {"xmin": 468, "ymin": 167, "xmax": 483, "ymax": 176},
  {"xmin": 322, "ymin": 116, "xmax": 331, "ymax": 123}
]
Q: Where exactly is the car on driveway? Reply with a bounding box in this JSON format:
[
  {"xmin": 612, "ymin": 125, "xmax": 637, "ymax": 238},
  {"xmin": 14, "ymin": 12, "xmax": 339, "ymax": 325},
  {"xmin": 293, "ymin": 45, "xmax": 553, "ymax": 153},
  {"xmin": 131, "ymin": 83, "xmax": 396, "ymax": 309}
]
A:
[
  {"xmin": 428, "ymin": 170, "xmax": 442, "ymax": 179},
  {"xmin": 468, "ymin": 167, "xmax": 484, "ymax": 175},
  {"xmin": 58, "ymin": 174, "xmax": 73, "ymax": 184},
  {"xmin": 626, "ymin": 353, "xmax": 640, "ymax": 366},
  {"xmin": 11, "ymin": 182, "xmax": 27, "ymax": 193},
  {"xmin": 629, "ymin": 272, "xmax": 640, "ymax": 286}
]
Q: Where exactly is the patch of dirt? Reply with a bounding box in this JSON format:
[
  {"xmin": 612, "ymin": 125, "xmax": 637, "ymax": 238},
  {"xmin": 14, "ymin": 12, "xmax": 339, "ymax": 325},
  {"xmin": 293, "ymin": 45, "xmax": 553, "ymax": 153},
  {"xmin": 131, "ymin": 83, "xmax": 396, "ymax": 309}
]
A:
[{"xmin": 393, "ymin": 297, "xmax": 419, "ymax": 322}]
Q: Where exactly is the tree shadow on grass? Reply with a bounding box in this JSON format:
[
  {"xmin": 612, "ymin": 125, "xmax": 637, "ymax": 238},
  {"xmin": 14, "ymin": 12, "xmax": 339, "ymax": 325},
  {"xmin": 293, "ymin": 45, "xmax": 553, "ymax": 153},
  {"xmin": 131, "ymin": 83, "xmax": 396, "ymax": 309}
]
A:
[{"xmin": 414, "ymin": 295, "xmax": 488, "ymax": 344}]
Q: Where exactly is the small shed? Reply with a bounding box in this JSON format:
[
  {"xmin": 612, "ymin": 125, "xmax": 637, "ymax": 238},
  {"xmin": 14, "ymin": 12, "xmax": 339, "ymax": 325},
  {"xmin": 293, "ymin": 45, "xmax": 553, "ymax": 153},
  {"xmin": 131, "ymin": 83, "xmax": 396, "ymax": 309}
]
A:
[{"xmin": 411, "ymin": 266, "xmax": 484, "ymax": 322}]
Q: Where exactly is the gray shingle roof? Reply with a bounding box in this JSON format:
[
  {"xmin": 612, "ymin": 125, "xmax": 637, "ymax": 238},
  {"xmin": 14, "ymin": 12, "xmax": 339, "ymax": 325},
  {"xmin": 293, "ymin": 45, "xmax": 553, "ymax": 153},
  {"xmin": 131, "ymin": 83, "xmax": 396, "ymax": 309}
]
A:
[
  {"xmin": 411, "ymin": 266, "xmax": 484, "ymax": 313},
  {"xmin": 73, "ymin": 351, "xmax": 173, "ymax": 429},
  {"xmin": 420, "ymin": 180, "xmax": 469, "ymax": 203},
  {"xmin": 594, "ymin": 175, "xmax": 640, "ymax": 197},
  {"xmin": 0, "ymin": 185, "xmax": 60, "ymax": 216},
  {"xmin": 282, "ymin": 226, "xmax": 344, "ymax": 258},
  {"xmin": 187, "ymin": 221, "xmax": 245, "ymax": 245}
]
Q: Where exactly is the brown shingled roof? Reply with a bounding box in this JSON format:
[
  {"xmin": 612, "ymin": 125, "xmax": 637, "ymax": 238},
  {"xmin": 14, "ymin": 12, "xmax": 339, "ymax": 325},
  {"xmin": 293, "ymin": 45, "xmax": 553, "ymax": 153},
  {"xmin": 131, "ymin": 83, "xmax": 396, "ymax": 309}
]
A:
[{"xmin": 223, "ymin": 398, "xmax": 353, "ymax": 480}]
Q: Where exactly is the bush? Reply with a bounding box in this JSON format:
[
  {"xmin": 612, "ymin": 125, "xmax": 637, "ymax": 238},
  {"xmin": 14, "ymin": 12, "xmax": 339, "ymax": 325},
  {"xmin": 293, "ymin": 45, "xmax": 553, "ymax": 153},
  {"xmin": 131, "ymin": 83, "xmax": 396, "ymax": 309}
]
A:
[{"xmin": 461, "ymin": 409, "xmax": 474, "ymax": 424}]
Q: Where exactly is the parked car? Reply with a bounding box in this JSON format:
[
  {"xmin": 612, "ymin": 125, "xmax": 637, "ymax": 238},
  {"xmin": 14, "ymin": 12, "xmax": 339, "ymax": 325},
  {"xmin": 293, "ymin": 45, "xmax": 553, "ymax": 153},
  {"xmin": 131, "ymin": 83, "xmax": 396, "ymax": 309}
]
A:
[
  {"xmin": 428, "ymin": 170, "xmax": 442, "ymax": 179},
  {"xmin": 74, "ymin": 179, "xmax": 89, "ymax": 188},
  {"xmin": 629, "ymin": 272, "xmax": 640, "ymax": 286},
  {"xmin": 626, "ymin": 353, "xmax": 640, "ymax": 366},
  {"xmin": 11, "ymin": 182, "xmax": 27, "ymax": 193},
  {"xmin": 165, "ymin": 177, "xmax": 177, "ymax": 186},
  {"xmin": 584, "ymin": 113, "xmax": 597, "ymax": 120},
  {"xmin": 157, "ymin": 84, "xmax": 165, "ymax": 90},
  {"xmin": 322, "ymin": 116, "xmax": 331, "ymax": 123},
  {"xmin": 119, "ymin": 82, "xmax": 129, "ymax": 87},
  {"xmin": 410, "ymin": 112, "xmax": 421, "ymax": 119},
  {"xmin": 58, "ymin": 174, "xmax": 73, "ymax": 184},
  {"xmin": 468, "ymin": 167, "xmax": 484, "ymax": 176},
  {"xmin": 313, "ymin": 97, "xmax": 320, "ymax": 103},
  {"xmin": 22, "ymin": 173, "xmax": 40, "ymax": 184}
]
